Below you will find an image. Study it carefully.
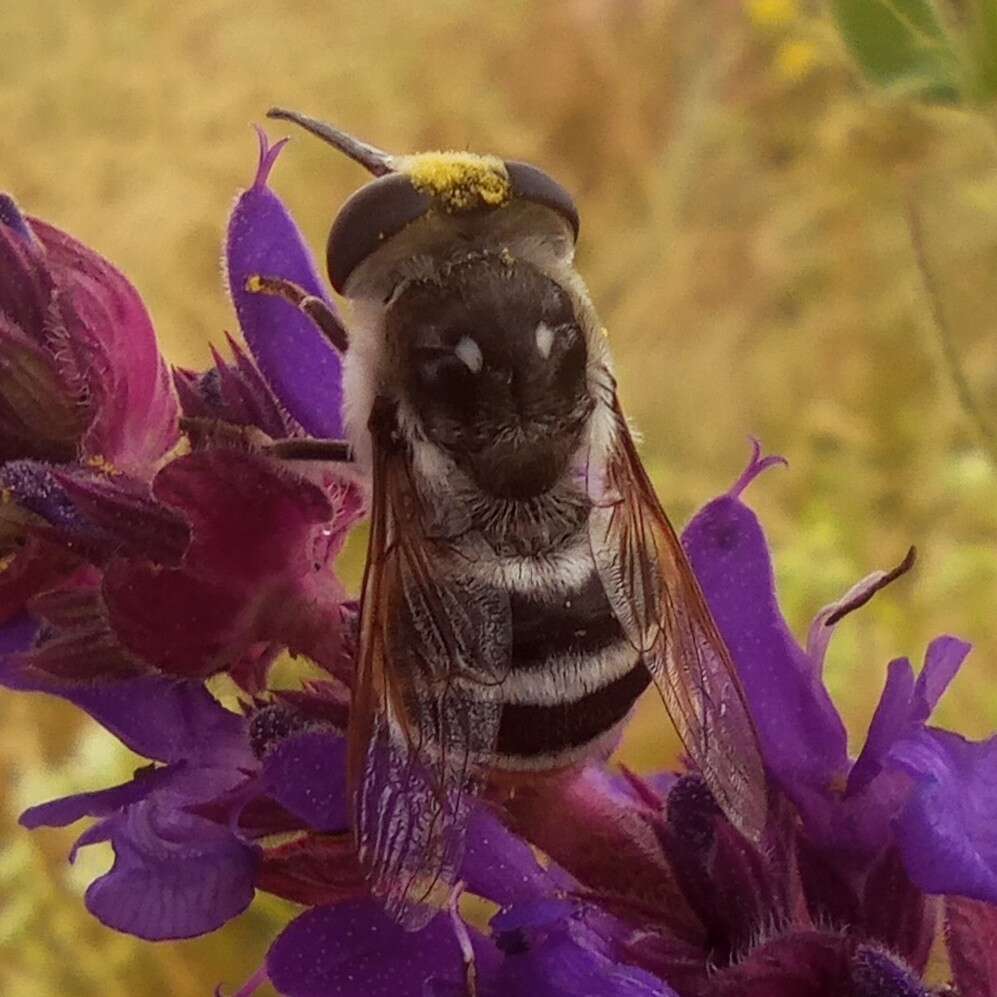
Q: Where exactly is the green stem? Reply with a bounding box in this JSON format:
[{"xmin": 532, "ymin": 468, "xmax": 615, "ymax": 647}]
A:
[{"xmin": 905, "ymin": 195, "xmax": 997, "ymax": 463}]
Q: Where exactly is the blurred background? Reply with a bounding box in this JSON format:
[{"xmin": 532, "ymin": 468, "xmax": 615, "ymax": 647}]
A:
[{"xmin": 2, "ymin": 0, "xmax": 996, "ymax": 993}]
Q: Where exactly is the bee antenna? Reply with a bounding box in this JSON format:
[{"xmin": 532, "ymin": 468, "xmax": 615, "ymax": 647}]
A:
[{"xmin": 266, "ymin": 107, "xmax": 396, "ymax": 177}]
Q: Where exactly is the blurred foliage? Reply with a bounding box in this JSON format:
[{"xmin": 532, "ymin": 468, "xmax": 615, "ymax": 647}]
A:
[
  {"xmin": 2, "ymin": 0, "xmax": 997, "ymax": 993},
  {"xmin": 830, "ymin": 0, "xmax": 959, "ymax": 98}
]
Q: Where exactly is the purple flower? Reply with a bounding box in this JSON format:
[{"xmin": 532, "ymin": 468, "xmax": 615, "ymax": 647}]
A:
[
  {"xmin": 101, "ymin": 445, "xmax": 358, "ymax": 682},
  {"xmin": 0, "ymin": 299, "xmax": 359, "ymax": 690},
  {"xmin": 493, "ymin": 446, "xmax": 997, "ymax": 994},
  {"xmin": 9, "ymin": 655, "xmax": 260, "ymax": 939},
  {"xmin": 0, "ymin": 197, "xmax": 181, "ymax": 626},
  {"xmin": 1, "ymin": 140, "xmax": 359, "ymax": 688},
  {"xmin": 4, "ymin": 618, "xmax": 355, "ymax": 939},
  {"xmin": 173, "ymin": 332, "xmax": 300, "ymax": 441},
  {"xmin": 0, "ymin": 194, "xmax": 178, "ymax": 474},
  {"xmin": 266, "ymin": 901, "xmax": 492, "ymax": 997},
  {"xmin": 7, "ymin": 130, "xmax": 997, "ymax": 997},
  {"xmin": 0, "ymin": 443, "xmax": 359, "ymax": 690},
  {"xmin": 0, "ymin": 135, "xmax": 363, "ymax": 938},
  {"xmin": 890, "ymin": 728, "xmax": 997, "ymax": 903},
  {"xmin": 490, "ymin": 902, "xmax": 677, "ymax": 997},
  {"xmin": 225, "ymin": 128, "xmax": 346, "ymax": 439},
  {"xmin": 682, "ymin": 443, "xmax": 974, "ymax": 863},
  {"xmin": 260, "ymin": 808, "xmax": 677, "ymax": 997}
]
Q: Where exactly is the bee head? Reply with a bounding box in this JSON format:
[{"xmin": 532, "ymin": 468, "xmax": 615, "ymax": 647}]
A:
[
  {"xmin": 267, "ymin": 109, "xmax": 594, "ymax": 498},
  {"xmin": 386, "ymin": 252, "xmax": 592, "ymax": 499},
  {"xmin": 266, "ymin": 108, "xmax": 579, "ymax": 298}
]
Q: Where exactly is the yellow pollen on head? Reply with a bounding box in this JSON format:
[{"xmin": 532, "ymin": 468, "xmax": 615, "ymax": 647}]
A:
[
  {"xmin": 402, "ymin": 151, "xmax": 511, "ymax": 213},
  {"xmin": 0, "ymin": 552, "xmax": 15, "ymax": 574}
]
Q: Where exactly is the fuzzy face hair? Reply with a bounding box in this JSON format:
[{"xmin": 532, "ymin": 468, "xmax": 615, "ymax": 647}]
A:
[{"xmin": 339, "ymin": 210, "xmax": 618, "ymax": 501}]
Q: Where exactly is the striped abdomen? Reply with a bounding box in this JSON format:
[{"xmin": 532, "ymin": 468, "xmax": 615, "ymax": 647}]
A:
[{"xmin": 491, "ymin": 557, "xmax": 650, "ymax": 770}]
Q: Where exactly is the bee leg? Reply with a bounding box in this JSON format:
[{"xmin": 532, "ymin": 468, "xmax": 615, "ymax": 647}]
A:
[
  {"xmin": 179, "ymin": 415, "xmax": 269, "ymax": 450},
  {"xmin": 448, "ymin": 882, "xmax": 478, "ymax": 997},
  {"xmin": 263, "ymin": 438, "xmax": 354, "ymax": 462},
  {"xmin": 244, "ymin": 274, "xmax": 349, "ymax": 353},
  {"xmin": 179, "ymin": 417, "xmax": 353, "ymax": 463}
]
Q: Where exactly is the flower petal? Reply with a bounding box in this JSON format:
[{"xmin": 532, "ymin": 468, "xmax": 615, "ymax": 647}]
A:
[
  {"xmin": 19, "ymin": 763, "xmax": 182, "ymax": 828},
  {"xmin": 100, "ymin": 448, "xmax": 350, "ymax": 677},
  {"xmin": 0, "ymin": 459, "xmax": 190, "ymax": 565},
  {"xmin": 174, "ymin": 334, "xmax": 297, "ymax": 439},
  {"xmin": 102, "ymin": 560, "xmax": 248, "ymax": 678},
  {"xmin": 266, "ymin": 902, "xmax": 479, "ymax": 997},
  {"xmin": 911, "ymin": 635, "xmax": 969, "ymax": 721},
  {"xmin": 261, "ymin": 730, "xmax": 349, "ymax": 832},
  {"xmin": 860, "ymin": 848, "xmax": 934, "ymax": 973},
  {"xmin": 81, "ymin": 801, "xmax": 258, "ymax": 940},
  {"xmin": 849, "ymin": 637, "xmax": 969, "ymax": 796},
  {"xmin": 152, "ymin": 448, "xmax": 333, "ymax": 584},
  {"xmin": 891, "ymin": 729, "xmax": 997, "ymax": 903},
  {"xmin": 29, "ymin": 217, "xmax": 179, "ymax": 474},
  {"xmin": 226, "ymin": 128, "xmax": 345, "ymax": 438},
  {"xmin": 492, "ymin": 905, "xmax": 677, "ymax": 997},
  {"xmin": 0, "ymin": 658, "xmax": 245, "ymax": 765},
  {"xmin": 847, "ymin": 658, "xmax": 917, "ymax": 796},
  {"xmin": 710, "ymin": 930, "xmax": 850, "ymax": 996},
  {"xmin": 462, "ymin": 806, "xmax": 553, "ymax": 908},
  {"xmin": 0, "ymin": 609, "xmax": 40, "ymax": 661},
  {"xmin": 681, "ymin": 448, "xmax": 848, "ymax": 804},
  {"xmin": 946, "ymin": 896, "xmax": 997, "ymax": 997}
]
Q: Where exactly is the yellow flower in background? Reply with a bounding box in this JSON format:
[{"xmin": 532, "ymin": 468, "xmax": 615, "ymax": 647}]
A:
[
  {"xmin": 746, "ymin": 0, "xmax": 799, "ymax": 29},
  {"xmin": 775, "ymin": 38, "xmax": 819, "ymax": 82}
]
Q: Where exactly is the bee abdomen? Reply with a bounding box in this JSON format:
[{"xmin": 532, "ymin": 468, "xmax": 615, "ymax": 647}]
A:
[
  {"xmin": 494, "ymin": 661, "xmax": 650, "ymax": 765},
  {"xmin": 490, "ymin": 569, "xmax": 650, "ymax": 769},
  {"xmin": 509, "ymin": 570, "xmax": 625, "ymax": 668}
]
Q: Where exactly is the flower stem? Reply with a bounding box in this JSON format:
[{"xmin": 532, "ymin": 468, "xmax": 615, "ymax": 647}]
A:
[{"xmin": 905, "ymin": 195, "xmax": 997, "ymax": 464}]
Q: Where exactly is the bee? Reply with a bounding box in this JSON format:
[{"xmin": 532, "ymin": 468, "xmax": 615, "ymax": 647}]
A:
[{"xmin": 261, "ymin": 108, "xmax": 766, "ymax": 928}]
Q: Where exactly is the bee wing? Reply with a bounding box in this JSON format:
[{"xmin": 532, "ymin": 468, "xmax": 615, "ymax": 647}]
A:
[
  {"xmin": 588, "ymin": 392, "xmax": 767, "ymax": 840},
  {"xmin": 350, "ymin": 423, "xmax": 509, "ymax": 928}
]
